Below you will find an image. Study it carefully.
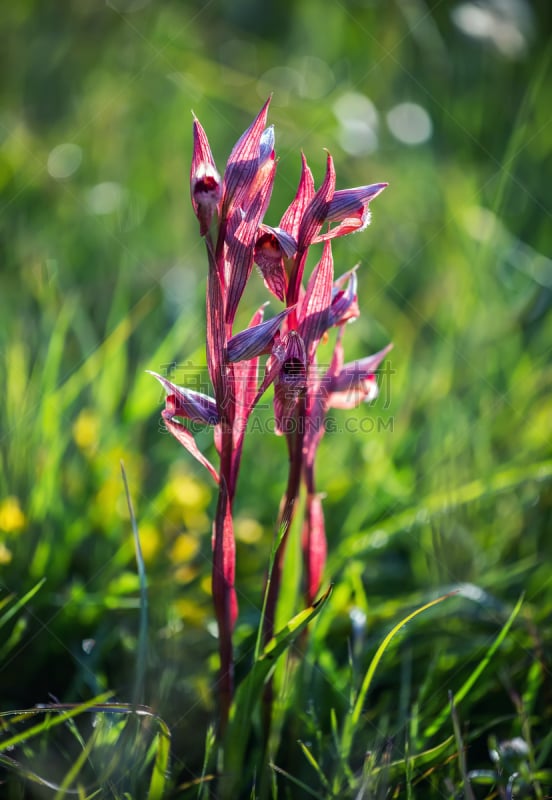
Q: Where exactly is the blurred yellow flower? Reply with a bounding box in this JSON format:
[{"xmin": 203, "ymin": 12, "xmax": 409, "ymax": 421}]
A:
[
  {"xmin": 0, "ymin": 496, "xmax": 26, "ymax": 533},
  {"xmin": 73, "ymin": 408, "xmax": 100, "ymax": 452},
  {"xmin": 182, "ymin": 508, "xmax": 209, "ymax": 533},
  {"xmin": 235, "ymin": 517, "xmax": 263, "ymax": 544},
  {"xmin": 0, "ymin": 542, "xmax": 13, "ymax": 564},
  {"xmin": 173, "ymin": 597, "xmax": 207, "ymax": 625},
  {"xmin": 170, "ymin": 533, "xmax": 200, "ymax": 564},
  {"xmin": 137, "ymin": 522, "xmax": 161, "ymax": 564},
  {"xmin": 174, "ymin": 564, "xmax": 199, "ymax": 584},
  {"xmin": 168, "ymin": 471, "xmax": 211, "ymax": 510}
]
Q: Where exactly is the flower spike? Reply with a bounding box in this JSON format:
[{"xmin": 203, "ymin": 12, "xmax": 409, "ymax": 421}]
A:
[{"xmin": 154, "ymin": 97, "xmax": 391, "ymax": 730}]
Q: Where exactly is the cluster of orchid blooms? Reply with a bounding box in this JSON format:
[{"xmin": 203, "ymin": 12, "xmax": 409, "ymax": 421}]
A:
[{"xmin": 150, "ymin": 97, "xmax": 391, "ymax": 725}]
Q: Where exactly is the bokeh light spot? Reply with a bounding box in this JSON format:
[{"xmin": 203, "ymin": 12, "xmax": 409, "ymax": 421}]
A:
[
  {"xmin": 333, "ymin": 92, "xmax": 379, "ymax": 155},
  {"xmin": 47, "ymin": 143, "xmax": 82, "ymax": 180},
  {"xmin": 386, "ymin": 102, "xmax": 433, "ymax": 146},
  {"xmin": 451, "ymin": 1, "xmax": 532, "ymax": 58},
  {"xmin": 86, "ymin": 182, "xmax": 124, "ymax": 215}
]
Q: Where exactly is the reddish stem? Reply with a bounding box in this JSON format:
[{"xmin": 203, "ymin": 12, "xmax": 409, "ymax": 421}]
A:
[
  {"xmin": 264, "ymin": 395, "xmax": 305, "ymax": 642},
  {"xmin": 211, "ymin": 447, "xmax": 235, "ymax": 731}
]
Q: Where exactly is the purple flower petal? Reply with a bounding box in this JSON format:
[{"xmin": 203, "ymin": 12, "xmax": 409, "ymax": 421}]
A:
[
  {"xmin": 315, "ymin": 183, "xmax": 388, "ymax": 241},
  {"xmin": 148, "ymin": 371, "xmax": 220, "ymax": 425},
  {"xmin": 328, "ymin": 267, "xmax": 359, "ymax": 326},
  {"xmin": 161, "ymin": 411, "xmax": 220, "ymax": 484},
  {"xmin": 296, "ymin": 152, "xmax": 336, "ymax": 251},
  {"xmin": 221, "ymin": 97, "xmax": 272, "ymax": 217},
  {"xmin": 279, "ymin": 152, "xmax": 315, "ymax": 242},
  {"xmin": 298, "ymin": 240, "xmax": 334, "ymax": 356},
  {"xmin": 226, "ymin": 306, "xmax": 294, "ymax": 362},
  {"xmin": 328, "ymin": 343, "xmax": 393, "ymax": 408},
  {"xmin": 225, "ymin": 158, "xmax": 276, "ymax": 325},
  {"xmin": 288, "ymin": 152, "xmax": 335, "ymax": 306}
]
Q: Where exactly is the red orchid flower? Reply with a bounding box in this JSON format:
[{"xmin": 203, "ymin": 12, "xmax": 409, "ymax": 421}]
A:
[{"xmin": 152, "ymin": 97, "xmax": 391, "ymax": 730}]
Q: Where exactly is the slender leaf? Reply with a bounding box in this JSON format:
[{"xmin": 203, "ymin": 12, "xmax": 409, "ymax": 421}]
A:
[
  {"xmin": 341, "ymin": 593, "xmax": 455, "ymax": 761},
  {"xmin": 423, "ymin": 593, "xmax": 525, "ymax": 739},
  {"xmin": 221, "ymin": 586, "xmax": 332, "ymax": 799}
]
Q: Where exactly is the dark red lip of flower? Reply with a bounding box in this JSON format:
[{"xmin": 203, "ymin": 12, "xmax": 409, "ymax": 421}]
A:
[
  {"xmin": 253, "ymin": 225, "xmax": 297, "ymax": 302},
  {"xmin": 190, "ymin": 116, "xmax": 222, "ymax": 236},
  {"xmin": 194, "ymin": 174, "xmax": 219, "ymax": 199}
]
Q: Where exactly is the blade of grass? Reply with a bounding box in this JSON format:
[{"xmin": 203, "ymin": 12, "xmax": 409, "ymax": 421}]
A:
[
  {"xmin": 297, "ymin": 740, "xmax": 331, "ymax": 794},
  {"xmin": 369, "ymin": 735, "xmax": 456, "ymax": 780},
  {"xmin": 0, "ymin": 752, "xmax": 84, "ymax": 795},
  {"xmin": 269, "ymin": 761, "xmax": 325, "ymax": 799},
  {"xmin": 121, "ymin": 461, "xmax": 148, "ymax": 709},
  {"xmin": 0, "ymin": 617, "xmax": 28, "ymax": 662},
  {"xmin": 332, "ymin": 461, "xmax": 552, "ymax": 570},
  {"xmin": 0, "ymin": 692, "xmax": 113, "ymax": 753},
  {"xmin": 54, "ymin": 724, "xmax": 101, "ymax": 800},
  {"xmin": 197, "ymin": 724, "xmax": 217, "ymax": 800},
  {"xmin": 221, "ymin": 585, "xmax": 332, "ymax": 800},
  {"xmin": 449, "ymin": 691, "xmax": 475, "ymax": 800},
  {"xmin": 146, "ymin": 717, "xmax": 172, "ymax": 800},
  {"xmin": 253, "ymin": 520, "xmax": 289, "ymax": 664},
  {"xmin": 0, "ymin": 578, "xmax": 45, "ymax": 632},
  {"xmin": 423, "ymin": 593, "xmax": 524, "ymax": 740},
  {"xmin": 341, "ymin": 593, "xmax": 456, "ymax": 761}
]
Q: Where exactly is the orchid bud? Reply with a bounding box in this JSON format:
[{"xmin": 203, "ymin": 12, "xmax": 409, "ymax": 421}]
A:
[{"xmin": 190, "ymin": 117, "xmax": 222, "ymax": 236}]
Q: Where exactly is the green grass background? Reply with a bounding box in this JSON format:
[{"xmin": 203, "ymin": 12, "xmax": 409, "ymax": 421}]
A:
[{"xmin": 1, "ymin": 1, "xmax": 551, "ymax": 797}]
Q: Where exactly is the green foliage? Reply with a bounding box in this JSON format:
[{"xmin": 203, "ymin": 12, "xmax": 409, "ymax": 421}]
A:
[{"xmin": 1, "ymin": 1, "xmax": 551, "ymax": 797}]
